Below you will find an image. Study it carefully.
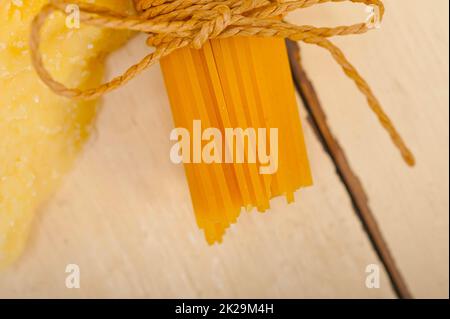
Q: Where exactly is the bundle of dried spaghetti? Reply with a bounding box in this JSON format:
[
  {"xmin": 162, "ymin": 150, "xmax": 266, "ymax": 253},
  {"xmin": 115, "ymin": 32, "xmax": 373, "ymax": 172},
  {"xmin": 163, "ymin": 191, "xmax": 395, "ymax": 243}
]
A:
[
  {"xmin": 28, "ymin": 0, "xmax": 415, "ymax": 244},
  {"xmin": 161, "ymin": 35, "xmax": 312, "ymax": 243}
]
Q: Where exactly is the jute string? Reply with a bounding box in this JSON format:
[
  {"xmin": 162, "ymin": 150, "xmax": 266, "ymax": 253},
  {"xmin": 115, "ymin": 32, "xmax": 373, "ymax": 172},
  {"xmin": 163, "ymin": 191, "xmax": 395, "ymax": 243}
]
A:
[{"xmin": 29, "ymin": 0, "xmax": 415, "ymax": 166}]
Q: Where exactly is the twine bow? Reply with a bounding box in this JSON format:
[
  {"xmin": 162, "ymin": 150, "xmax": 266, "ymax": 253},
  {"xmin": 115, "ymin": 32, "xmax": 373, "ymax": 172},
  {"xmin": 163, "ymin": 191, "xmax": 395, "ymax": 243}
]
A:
[{"xmin": 29, "ymin": 0, "xmax": 415, "ymax": 166}]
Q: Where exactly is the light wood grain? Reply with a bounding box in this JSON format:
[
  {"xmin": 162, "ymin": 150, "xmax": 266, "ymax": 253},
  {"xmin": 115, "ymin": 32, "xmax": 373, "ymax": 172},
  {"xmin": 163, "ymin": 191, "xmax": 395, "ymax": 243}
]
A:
[
  {"xmin": 289, "ymin": 0, "xmax": 449, "ymax": 298},
  {"xmin": 0, "ymin": 34, "xmax": 396, "ymax": 298},
  {"xmin": 0, "ymin": 0, "xmax": 448, "ymax": 298}
]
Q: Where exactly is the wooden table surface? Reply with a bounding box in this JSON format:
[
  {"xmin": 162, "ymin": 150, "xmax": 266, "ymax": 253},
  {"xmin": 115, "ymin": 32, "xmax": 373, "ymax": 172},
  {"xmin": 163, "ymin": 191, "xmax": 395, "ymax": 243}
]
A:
[{"xmin": 0, "ymin": 0, "xmax": 448, "ymax": 298}]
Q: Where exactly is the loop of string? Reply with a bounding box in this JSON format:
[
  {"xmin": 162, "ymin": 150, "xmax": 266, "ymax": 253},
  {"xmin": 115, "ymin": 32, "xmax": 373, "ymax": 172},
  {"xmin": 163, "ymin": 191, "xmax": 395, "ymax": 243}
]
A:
[{"xmin": 29, "ymin": 0, "xmax": 415, "ymax": 166}]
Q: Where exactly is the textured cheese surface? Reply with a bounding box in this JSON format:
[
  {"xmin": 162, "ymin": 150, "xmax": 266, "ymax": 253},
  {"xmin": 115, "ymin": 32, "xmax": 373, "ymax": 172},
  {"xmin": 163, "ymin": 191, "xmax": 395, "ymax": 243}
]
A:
[{"xmin": 0, "ymin": 0, "xmax": 131, "ymax": 267}]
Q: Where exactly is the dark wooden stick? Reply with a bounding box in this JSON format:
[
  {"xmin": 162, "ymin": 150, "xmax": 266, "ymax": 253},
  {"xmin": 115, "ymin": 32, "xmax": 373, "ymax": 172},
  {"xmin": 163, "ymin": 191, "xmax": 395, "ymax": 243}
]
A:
[{"xmin": 286, "ymin": 40, "xmax": 413, "ymax": 299}]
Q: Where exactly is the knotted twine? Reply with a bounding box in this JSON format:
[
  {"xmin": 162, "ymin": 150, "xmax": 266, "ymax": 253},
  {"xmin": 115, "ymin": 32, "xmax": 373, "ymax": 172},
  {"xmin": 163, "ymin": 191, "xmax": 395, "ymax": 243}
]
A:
[{"xmin": 29, "ymin": 0, "xmax": 415, "ymax": 166}]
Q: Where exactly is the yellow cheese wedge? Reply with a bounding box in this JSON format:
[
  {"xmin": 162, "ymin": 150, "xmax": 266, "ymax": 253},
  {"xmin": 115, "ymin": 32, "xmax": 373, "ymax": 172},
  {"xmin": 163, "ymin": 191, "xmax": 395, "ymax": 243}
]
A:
[{"xmin": 0, "ymin": 0, "xmax": 131, "ymax": 268}]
